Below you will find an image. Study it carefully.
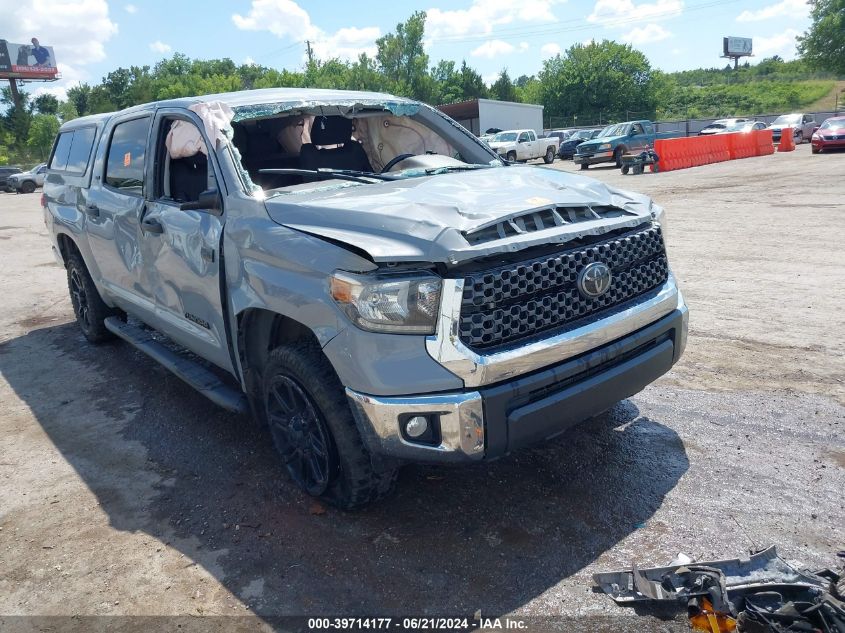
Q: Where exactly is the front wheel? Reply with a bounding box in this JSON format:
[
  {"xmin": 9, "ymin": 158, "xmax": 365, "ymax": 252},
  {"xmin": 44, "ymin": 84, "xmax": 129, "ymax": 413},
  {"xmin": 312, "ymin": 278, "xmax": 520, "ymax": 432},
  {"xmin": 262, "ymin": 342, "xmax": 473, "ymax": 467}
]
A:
[
  {"xmin": 579, "ymin": 162, "xmax": 589, "ymax": 170},
  {"xmin": 613, "ymin": 148, "xmax": 624, "ymax": 168},
  {"xmin": 262, "ymin": 343, "xmax": 397, "ymax": 509},
  {"xmin": 811, "ymin": 146, "xmax": 820, "ymax": 154},
  {"xmin": 621, "ymin": 165, "xmax": 630, "ymax": 175},
  {"xmin": 543, "ymin": 147, "xmax": 555, "ymax": 164},
  {"xmin": 506, "ymin": 151, "xmax": 517, "ymax": 162},
  {"xmin": 20, "ymin": 180, "xmax": 36, "ymax": 194}
]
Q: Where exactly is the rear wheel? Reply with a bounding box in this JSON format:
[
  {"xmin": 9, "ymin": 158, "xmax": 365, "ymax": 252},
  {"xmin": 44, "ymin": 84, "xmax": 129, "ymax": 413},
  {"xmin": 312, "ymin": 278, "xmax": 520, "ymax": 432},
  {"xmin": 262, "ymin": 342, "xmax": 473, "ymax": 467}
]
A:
[
  {"xmin": 543, "ymin": 147, "xmax": 555, "ymax": 164},
  {"xmin": 20, "ymin": 180, "xmax": 36, "ymax": 194},
  {"xmin": 66, "ymin": 252, "xmax": 117, "ymax": 343},
  {"xmin": 579, "ymin": 162, "xmax": 589, "ymax": 170},
  {"xmin": 621, "ymin": 165, "xmax": 630, "ymax": 175},
  {"xmin": 262, "ymin": 343, "xmax": 397, "ymax": 509}
]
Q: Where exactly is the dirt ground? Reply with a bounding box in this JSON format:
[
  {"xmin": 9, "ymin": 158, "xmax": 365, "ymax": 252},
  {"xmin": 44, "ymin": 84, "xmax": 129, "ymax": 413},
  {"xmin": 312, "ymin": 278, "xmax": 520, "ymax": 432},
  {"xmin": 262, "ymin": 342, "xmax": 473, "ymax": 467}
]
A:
[{"xmin": 0, "ymin": 143, "xmax": 843, "ymax": 632}]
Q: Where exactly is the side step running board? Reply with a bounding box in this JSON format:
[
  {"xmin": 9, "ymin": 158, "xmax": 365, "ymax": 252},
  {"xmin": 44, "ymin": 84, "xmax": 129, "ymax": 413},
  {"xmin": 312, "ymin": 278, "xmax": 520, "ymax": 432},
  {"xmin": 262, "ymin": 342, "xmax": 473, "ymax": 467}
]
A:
[{"xmin": 104, "ymin": 317, "xmax": 248, "ymax": 414}]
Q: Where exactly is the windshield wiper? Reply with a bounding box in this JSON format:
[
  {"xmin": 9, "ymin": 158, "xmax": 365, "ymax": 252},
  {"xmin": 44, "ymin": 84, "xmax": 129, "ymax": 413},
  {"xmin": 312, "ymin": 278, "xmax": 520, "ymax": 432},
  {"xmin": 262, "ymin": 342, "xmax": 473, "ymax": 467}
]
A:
[
  {"xmin": 259, "ymin": 168, "xmax": 398, "ymax": 184},
  {"xmin": 423, "ymin": 164, "xmax": 492, "ymax": 175}
]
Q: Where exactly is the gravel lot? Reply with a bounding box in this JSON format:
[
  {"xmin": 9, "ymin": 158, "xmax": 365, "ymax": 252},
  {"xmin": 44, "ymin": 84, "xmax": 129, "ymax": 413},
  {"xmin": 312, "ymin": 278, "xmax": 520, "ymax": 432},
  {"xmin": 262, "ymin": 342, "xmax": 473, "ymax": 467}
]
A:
[{"xmin": 1, "ymin": 143, "xmax": 843, "ymax": 632}]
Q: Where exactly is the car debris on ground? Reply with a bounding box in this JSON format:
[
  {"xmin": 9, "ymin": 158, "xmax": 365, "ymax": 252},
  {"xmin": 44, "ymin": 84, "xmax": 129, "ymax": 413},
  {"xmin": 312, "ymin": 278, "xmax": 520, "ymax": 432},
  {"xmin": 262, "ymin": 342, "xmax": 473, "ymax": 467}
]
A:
[{"xmin": 593, "ymin": 547, "xmax": 845, "ymax": 632}]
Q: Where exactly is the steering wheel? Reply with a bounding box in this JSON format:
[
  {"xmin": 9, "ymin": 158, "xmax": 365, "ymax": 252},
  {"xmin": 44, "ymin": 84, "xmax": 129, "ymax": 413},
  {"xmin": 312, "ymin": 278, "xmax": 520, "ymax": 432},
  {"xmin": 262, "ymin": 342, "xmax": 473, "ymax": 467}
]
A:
[{"xmin": 381, "ymin": 153, "xmax": 416, "ymax": 173}]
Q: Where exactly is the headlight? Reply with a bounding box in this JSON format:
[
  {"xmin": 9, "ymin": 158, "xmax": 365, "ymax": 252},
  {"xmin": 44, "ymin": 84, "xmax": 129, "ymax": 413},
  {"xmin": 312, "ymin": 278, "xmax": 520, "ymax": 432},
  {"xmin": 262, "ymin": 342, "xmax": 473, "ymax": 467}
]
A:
[
  {"xmin": 812, "ymin": 133, "xmax": 819, "ymax": 140},
  {"xmin": 598, "ymin": 143, "xmax": 611, "ymax": 150},
  {"xmin": 330, "ymin": 271, "xmax": 442, "ymax": 334}
]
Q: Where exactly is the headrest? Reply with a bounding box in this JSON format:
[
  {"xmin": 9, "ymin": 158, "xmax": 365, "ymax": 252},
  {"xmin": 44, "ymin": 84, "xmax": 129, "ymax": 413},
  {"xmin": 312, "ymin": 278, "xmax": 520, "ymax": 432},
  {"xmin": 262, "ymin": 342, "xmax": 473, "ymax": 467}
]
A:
[{"xmin": 310, "ymin": 116, "xmax": 352, "ymax": 146}]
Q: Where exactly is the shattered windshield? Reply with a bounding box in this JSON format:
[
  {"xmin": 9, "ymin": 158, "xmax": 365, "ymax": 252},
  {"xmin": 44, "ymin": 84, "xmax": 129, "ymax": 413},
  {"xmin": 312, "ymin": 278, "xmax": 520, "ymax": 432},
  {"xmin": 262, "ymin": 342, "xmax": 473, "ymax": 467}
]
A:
[
  {"xmin": 598, "ymin": 124, "xmax": 627, "ymax": 137},
  {"xmin": 228, "ymin": 101, "xmax": 500, "ymax": 197}
]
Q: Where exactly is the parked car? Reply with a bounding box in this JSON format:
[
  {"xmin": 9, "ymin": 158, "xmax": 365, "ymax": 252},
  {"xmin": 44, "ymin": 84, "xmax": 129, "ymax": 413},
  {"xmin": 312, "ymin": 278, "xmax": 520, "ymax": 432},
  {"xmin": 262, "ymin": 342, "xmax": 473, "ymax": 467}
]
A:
[
  {"xmin": 0, "ymin": 166, "xmax": 23, "ymax": 192},
  {"xmin": 811, "ymin": 116, "xmax": 845, "ymax": 154},
  {"xmin": 487, "ymin": 129, "xmax": 559, "ymax": 163},
  {"xmin": 545, "ymin": 129, "xmax": 575, "ymax": 144},
  {"xmin": 43, "ymin": 88, "xmax": 687, "ymax": 508},
  {"xmin": 715, "ymin": 121, "xmax": 767, "ymax": 134},
  {"xmin": 8, "ymin": 164, "xmax": 47, "ymax": 193},
  {"xmin": 558, "ymin": 128, "xmax": 601, "ymax": 159},
  {"xmin": 698, "ymin": 118, "xmax": 749, "ymax": 135},
  {"xmin": 574, "ymin": 120, "xmax": 683, "ymax": 169},
  {"xmin": 768, "ymin": 113, "xmax": 816, "ymax": 143}
]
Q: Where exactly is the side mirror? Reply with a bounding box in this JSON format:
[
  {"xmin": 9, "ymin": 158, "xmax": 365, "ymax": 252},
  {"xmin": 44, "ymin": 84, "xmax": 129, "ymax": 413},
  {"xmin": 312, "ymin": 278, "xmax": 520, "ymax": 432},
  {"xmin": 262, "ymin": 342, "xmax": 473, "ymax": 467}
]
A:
[
  {"xmin": 629, "ymin": 129, "xmax": 638, "ymax": 136},
  {"xmin": 180, "ymin": 188, "xmax": 222, "ymax": 214}
]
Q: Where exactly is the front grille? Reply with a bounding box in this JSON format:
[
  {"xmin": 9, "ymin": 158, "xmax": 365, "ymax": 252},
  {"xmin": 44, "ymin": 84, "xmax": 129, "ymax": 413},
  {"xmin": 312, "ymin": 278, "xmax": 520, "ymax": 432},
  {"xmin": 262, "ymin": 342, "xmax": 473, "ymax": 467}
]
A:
[{"xmin": 458, "ymin": 224, "xmax": 668, "ymax": 351}]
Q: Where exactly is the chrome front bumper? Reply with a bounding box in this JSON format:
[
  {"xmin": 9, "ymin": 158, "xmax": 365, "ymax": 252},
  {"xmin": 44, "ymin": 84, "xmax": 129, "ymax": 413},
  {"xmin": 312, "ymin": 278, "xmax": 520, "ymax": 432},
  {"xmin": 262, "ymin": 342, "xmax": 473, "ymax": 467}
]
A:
[{"xmin": 347, "ymin": 280, "xmax": 687, "ymax": 463}]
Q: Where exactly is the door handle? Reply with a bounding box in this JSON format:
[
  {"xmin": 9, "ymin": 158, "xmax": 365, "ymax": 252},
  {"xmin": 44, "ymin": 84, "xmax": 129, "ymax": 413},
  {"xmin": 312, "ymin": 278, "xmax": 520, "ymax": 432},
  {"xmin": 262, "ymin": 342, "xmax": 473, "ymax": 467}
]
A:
[
  {"xmin": 141, "ymin": 217, "xmax": 164, "ymax": 234},
  {"xmin": 85, "ymin": 204, "xmax": 100, "ymax": 218}
]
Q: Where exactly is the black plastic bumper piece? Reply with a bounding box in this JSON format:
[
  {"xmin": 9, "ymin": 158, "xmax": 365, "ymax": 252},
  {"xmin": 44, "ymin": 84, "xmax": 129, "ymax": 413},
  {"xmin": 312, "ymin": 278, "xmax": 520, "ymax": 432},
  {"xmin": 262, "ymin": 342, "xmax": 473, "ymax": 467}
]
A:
[{"xmin": 481, "ymin": 308, "xmax": 684, "ymax": 458}]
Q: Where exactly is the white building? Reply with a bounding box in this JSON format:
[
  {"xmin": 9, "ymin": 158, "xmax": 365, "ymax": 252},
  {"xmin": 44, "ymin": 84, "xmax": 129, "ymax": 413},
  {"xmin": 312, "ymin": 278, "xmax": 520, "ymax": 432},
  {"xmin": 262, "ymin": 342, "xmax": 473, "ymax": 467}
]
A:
[{"xmin": 437, "ymin": 98, "xmax": 544, "ymax": 136}]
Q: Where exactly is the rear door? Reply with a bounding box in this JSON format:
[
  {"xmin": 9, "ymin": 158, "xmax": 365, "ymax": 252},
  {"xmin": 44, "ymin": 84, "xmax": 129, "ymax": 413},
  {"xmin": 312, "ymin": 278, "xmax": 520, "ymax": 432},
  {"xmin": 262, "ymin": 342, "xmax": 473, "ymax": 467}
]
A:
[
  {"xmin": 138, "ymin": 109, "xmax": 232, "ymax": 371},
  {"xmin": 85, "ymin": 113, "xmax": 158, "ymax": 322}
]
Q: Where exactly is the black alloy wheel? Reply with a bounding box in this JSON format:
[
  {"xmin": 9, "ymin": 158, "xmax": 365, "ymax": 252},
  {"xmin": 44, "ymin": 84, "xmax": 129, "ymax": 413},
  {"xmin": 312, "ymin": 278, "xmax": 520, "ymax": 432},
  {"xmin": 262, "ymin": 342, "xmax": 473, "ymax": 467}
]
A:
[{"xmin": 265, "ymin": 373, "xmax": 335, "ymax": 496}]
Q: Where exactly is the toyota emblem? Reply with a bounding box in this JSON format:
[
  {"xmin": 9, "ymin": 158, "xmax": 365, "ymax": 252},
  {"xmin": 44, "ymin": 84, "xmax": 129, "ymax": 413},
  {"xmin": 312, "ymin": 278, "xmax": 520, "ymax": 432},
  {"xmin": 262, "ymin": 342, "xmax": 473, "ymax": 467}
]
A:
[{"xmin": 577, "ymin": 262, "xmax": 612, "ymax": 298}]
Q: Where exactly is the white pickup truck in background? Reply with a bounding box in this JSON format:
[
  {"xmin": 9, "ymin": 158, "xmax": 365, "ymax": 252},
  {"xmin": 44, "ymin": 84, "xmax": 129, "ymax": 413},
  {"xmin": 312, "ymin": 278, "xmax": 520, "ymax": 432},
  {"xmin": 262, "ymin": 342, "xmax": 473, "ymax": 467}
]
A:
[{"xmin": 487, "ymin": 129, "xmax": 558, "ymax": 164}]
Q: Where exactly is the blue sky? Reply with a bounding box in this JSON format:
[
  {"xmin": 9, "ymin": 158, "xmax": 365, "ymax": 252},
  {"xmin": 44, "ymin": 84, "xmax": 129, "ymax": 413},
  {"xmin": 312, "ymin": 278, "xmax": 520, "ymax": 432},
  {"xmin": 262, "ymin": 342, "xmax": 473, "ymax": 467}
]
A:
[{"xmin": 2, "ymin": 0, "xmax": 812, "ymax": 101}]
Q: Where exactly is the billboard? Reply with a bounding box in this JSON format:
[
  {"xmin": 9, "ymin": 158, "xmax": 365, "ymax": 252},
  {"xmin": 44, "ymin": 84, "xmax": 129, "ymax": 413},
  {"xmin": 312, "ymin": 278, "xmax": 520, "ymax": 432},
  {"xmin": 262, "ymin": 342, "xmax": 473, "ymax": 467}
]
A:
[
  {"xmin": 723, "ymin": 36, "xmax": 753, "ymax": 57},
  {"xmin": 0, "ymin": 39, "xmax": 58, "ymax": 80}
]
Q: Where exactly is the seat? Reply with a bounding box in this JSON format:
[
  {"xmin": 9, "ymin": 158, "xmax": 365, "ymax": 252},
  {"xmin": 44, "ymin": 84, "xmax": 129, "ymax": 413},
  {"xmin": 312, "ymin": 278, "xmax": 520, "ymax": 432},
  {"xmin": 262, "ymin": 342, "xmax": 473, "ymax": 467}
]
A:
[
  {"xmin": 299, "ymin": 116, "xmax": 373, "ymax": 173},
  {"xmin": 169, "ymin": 153, "xmax": 208, "ymax": 202}
]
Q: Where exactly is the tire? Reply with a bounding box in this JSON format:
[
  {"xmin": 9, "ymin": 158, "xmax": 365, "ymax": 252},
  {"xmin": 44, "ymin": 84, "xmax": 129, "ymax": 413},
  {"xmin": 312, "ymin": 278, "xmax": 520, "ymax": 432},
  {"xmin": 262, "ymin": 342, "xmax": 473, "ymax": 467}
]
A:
[
  {"xmin": 614, "ymin": 148, "xmax": 624, "ymax": 168},
  {"xmin": 262, "ymin": 342, "xmax": 398, "ymax": 509},
  {"xmin": 579, "ymin": 162, "xmax": 589, "ymax": 170},
  {"xmin": 633, "ymin": 164, "xmax": 643, "ymax": 175},
  {"xmin": 543, "ymin": 147, "xmax": 555, "ymax": 164},
  {"xmin": 621, "ymin": 165, "xmax": 630, "ymax": 175},
  {"xmin": 506, "ymin": 151, "xmax": 517, "ymax": 162},
  {"xmin": 66, "ymin": 251, "xmax": 117, "ymax": 343},
  {"xmin": 20, "ymin": 180, "xmax": 36, "ymax": 194},
  {"xmin": 811, "ymin": 146, "xmax": 820, "ymax": 154}
]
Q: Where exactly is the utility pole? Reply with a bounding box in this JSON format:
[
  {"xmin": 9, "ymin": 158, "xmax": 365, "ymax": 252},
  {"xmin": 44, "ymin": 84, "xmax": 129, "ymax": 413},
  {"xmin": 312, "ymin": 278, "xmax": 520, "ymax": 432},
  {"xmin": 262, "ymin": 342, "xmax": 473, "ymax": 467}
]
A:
[
  {"xmin": 7, "ymin": 78, "xmax": 23, "ymax": 110},
  {"xmin": 305, "ymin": 40, "xmax": 313, "ymax": 64}
]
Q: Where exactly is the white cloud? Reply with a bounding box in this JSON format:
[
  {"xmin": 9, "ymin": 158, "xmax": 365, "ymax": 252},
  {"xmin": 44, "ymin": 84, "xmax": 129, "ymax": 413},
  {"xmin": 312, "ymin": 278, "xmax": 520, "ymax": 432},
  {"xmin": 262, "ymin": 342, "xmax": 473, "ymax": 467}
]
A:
[
  {"xmin": 32, "ymin": 84, "xmax": 69, "ymax": 101},
  {"xmin": 588, "ymin": 0, "xmax": 683, "ymax": 25},
  {"xmin": 470, "ymin": 39, "xmax": 516, "ymax": 58},
  {"xmin": 482, "ymin": 72, "xmax": 499, "ymax": 86},
  {"xmin": 519, "ymin": 41, "xmax": 529, "ymax": 51},
  {"xmin": 124, "ymin": 3, "xmax": 137, "ymax": 13},
  {"xmin": 0, "ymin": 0, "xmax": 118, "ymax": 67},
  {"xmin": 427, "ymin": 0, "xmax": 563, "ymax": 40},
  {"xmin": 753, "ymin": 27, "xmax": 801, "ymax": 59},
  {"xmin": 737, "ymin": 0, "xmax": 808, "ymax": 22},
  {"xmin": 149, "ymin": 40, "xmax": 172, "ymax": 54},
  {"xmin": 541, "ymin": 42, "xmax": 562, "ymax": 56},
  {"xmin": 244, "ymin": 56, "xmax": 257, "ymax": 65},
  {"xmin": 232, "ymin": 0, "xmax": 379, "ymax": 61},
  {"xmin": 309, "ymin": 26, "xmax": 381, "ymax": 61},
  {"xmin": 622, "ymin": 23, "xmax": 672, "ymax": 44}
]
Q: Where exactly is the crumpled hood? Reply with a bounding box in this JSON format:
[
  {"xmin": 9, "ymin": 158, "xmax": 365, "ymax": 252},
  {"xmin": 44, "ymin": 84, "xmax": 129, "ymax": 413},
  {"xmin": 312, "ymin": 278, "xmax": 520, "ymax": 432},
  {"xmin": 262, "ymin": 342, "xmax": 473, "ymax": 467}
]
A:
[
  {"xmin": 264, "ymin": 165, "xmax": 653, "ymax": 263},
  {"xmin": 578, "ymin": 135, "xmax": 624, "ymax": 151}
]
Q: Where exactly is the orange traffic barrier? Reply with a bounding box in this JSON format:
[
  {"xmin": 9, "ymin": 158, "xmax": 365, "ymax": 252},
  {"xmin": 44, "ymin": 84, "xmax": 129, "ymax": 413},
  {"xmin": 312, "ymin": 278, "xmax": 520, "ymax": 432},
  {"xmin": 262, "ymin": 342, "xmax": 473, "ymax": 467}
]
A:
[
  {"xmin": 654, "ymin": 128, "xmax": 775, "ymax": 173},
  {"xmin": 778, "ymin": 127, "xmax": 795, "ymax": 152}
]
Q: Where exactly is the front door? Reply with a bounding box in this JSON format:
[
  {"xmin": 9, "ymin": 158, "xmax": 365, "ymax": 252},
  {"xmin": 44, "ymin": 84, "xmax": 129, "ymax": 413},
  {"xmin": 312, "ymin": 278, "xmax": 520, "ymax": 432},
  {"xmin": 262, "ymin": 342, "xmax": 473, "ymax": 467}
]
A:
[{"xmin": 138, "ymin": 110, "xmax": 232, "ymax": 371}]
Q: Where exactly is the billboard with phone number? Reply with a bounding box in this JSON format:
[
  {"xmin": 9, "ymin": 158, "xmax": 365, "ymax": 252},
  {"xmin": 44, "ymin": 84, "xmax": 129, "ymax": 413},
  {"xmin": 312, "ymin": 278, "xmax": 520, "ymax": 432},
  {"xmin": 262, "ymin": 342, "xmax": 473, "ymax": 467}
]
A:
[{"xmin": 0, "ymin": 39, "xmax": 58, "ymax": 80}]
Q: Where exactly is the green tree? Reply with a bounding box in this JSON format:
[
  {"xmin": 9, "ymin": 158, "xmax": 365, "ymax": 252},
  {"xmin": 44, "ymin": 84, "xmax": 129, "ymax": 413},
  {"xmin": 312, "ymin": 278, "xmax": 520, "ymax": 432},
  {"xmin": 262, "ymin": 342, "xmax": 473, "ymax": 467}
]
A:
[
  {"xmin": 67, "ymin": 84, "xmax": 92, "ymax": 117},
  {"xmin": 490, "ymin": 69, "xmax": 518, "ymax": 102},
  {"xmin": 58, "ymin": 100, "xmax": 79, "ymax": 122},
  {"xmin": 797, "ymin": 0, "xmax": 845, "ymax": 76},
  {"xmin": 538, "ymin": 40, "xmax": 657, "ymax": 123},
  {"xmin": 376, "ymin": 11, "xmax": 432, "ymax": 101},
  {"xmin": 27, "ymin": 114, "xmax": 60, "ymax": 161},
  {"xmin": 33, "ymin": 94, "xmax": 59, "ymax": 115}
]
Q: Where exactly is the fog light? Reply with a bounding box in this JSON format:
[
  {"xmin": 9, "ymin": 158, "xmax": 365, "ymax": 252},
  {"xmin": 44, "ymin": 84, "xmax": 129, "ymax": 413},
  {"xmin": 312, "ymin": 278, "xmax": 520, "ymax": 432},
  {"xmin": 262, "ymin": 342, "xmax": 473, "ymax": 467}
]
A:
[{"xmin": 405, "ymin": 416, "xmax": 429, "ymax": 438}]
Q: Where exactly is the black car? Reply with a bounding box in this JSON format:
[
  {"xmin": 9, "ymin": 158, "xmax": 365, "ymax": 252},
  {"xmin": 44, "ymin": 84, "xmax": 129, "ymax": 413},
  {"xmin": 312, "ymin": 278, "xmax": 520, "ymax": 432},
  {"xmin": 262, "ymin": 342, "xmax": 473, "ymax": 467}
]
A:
[
  {"xmin": 0, "ymin": 167, "xmax": 23, "ymax": 192},
  {"xmin": 558, "ymin": 129, "xmax": 601, "ymax": 159}
]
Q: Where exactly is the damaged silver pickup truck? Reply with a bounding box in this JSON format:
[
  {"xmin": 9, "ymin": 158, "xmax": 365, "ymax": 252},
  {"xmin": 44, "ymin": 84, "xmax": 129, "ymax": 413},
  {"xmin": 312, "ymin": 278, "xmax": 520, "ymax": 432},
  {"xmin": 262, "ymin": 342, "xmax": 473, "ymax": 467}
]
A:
[{"xmin": 43, "ymin": 88, "xmax": 688, "ymax": 508}]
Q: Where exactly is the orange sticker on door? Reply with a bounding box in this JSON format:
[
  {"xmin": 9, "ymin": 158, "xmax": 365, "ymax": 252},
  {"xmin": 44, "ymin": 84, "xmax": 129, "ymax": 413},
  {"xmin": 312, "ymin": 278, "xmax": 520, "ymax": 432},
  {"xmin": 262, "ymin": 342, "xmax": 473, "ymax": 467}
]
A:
[{"xmin": 123, "ymin": 152, "xmax": 131, "ymax": 167}]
